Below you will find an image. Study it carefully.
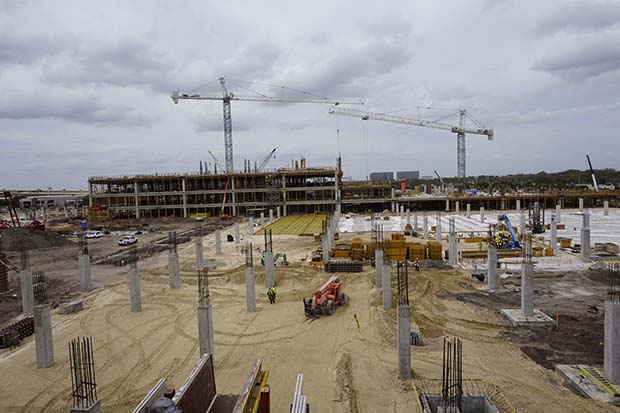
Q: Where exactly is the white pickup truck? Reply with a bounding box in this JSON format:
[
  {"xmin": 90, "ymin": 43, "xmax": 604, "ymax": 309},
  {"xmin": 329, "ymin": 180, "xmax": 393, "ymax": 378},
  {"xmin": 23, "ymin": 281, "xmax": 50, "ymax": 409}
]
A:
[{"xmin": 118, "ymin": 236, "xmax": 138, "ymax": 246}]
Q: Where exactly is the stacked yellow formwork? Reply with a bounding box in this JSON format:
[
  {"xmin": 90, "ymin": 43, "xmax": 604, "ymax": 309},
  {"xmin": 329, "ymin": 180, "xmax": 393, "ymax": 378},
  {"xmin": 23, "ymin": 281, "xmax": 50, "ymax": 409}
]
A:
[
  {"xmin": 385, "ymin": 236, "xmax": 407, "ymax": 261},
  {"xmin": 351, "ymin": 237, "xmax": 365, "ymax": 261},
  {"xmin": 408, "ymin": 242, "xmax": 426, "ymax": 260},
  {"xmin": 427, "ymin": 240, "xmax": 443, "ymax": 260},
  {"xmin": 333, "ymin": 243, "xmax": 351, "ymax": 258}
]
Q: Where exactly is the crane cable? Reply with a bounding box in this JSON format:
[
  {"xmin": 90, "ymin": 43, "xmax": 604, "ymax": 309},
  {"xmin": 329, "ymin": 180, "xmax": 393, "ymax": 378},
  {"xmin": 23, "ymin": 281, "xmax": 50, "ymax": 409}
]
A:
[{"xmin": 362, "ymin": 119, "xmax": 369, "ymax": 181}]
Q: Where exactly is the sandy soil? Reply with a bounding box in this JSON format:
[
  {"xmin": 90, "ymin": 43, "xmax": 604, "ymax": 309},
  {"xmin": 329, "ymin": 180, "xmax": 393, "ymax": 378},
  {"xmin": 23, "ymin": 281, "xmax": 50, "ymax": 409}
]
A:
[{"xmin": 0, "ymin": 220, "xmax": 618, "ymax": 412}]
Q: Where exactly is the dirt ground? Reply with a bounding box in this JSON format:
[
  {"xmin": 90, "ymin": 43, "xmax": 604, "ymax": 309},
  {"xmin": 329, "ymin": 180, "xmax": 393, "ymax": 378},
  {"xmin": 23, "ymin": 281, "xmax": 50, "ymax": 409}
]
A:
[{"xmin": 0, "ymin": 221, "xmax": 618, "ymax": 412}]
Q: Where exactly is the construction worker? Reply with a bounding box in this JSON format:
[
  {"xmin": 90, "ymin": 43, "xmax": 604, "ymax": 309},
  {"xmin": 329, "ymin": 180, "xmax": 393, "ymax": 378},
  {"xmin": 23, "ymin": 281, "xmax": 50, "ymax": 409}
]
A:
[
  {"xmin": 414, "ymin": 258, "xmax": 420, "ymax": 272},
  {"xmin": 267, "ymin": 285, "xmax": 277, "ymax": 304}
]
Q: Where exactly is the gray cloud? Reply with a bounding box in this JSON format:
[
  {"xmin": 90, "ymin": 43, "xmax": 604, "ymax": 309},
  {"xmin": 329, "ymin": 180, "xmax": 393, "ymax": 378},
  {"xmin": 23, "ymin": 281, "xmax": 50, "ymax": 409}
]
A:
[{"xmin": 533, "ymin": 1, "xmax": 620, "ymax": 36}]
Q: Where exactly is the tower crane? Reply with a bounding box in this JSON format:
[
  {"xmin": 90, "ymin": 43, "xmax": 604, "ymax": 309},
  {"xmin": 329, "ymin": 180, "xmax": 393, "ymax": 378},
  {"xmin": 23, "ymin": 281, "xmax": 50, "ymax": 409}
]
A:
[
  {"xmin": 172, "ymin": 77, "xmax": 363, "ymax": 174},
  {"xmin": 257, "ymin": 147, "xmax": 277, "ymax": 172},
  {"xmin": 328, "ymin": 106, "xmax": 494, "ymax": 177}
]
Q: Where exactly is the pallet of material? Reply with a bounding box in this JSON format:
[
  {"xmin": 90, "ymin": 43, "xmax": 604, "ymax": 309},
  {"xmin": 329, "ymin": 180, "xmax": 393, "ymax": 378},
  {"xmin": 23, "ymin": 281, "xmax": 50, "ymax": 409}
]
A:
[
  {"xmin": 427, "ymin": 240, "xmax": 443, "ymax": 260},
  {"xmin": 351, "ymin": 248, "xmax": 365, "ymax": 261},
  {"xmin": 408, "ymin": 242, "xmax": 426, "ymax": 260},
  {"xmin": 366, "ymin": 243, "xmax": 376, "ymax": 259},
  {"xmin": 325, "ymin": 260, "xmax": 363, "ymax": 272}
]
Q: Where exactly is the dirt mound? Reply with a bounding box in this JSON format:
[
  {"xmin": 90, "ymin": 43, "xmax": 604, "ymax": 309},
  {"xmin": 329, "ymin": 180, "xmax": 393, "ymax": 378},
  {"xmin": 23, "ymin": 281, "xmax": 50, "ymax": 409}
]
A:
[
  {"xmin": 333, "ymin": 351, "xmax": 359, "ymax": 413},
  {"xmin": 0, "ymin": 228, "xmax": 74, "ymax": 251}
]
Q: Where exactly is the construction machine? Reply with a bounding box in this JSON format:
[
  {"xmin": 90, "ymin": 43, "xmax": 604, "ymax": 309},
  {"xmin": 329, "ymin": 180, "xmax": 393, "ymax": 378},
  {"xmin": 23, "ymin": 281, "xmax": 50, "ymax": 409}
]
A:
[
  {"xmin": 261, "ymin": 252, "xmax": 288, "ymax": 266},
  {"xmin": 496, "ymin": 214, "xmax": 521, "ymax": 249},
  {"xmin": 303, "ymin": 276, "xmax": 345, "ymax": 317},
  {"xmin": 1, "ymin": 191, "xmax": 45, "ymax": 231}
]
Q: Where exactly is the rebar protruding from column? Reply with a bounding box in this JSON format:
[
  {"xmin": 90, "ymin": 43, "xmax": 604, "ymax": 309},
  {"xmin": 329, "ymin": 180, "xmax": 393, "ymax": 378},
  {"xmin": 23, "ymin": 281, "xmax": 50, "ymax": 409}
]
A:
[
  {"xmin": 245, "ymin": 243, "xmax": 256, "ymax": 312},
  {"xmin": 197, "ymin": 268, "xmax": 214, "ymax": 357},
  {"xmin": 34, "ymin": 304, "xmax": 54, "ymax": 368},
  {"xmin": 448, "ymin": 217, "xmax": 457, "ymax": 265},
  {"xmin": 521, "ymin": 233, "xmax": 533, "ymax": 317},
  {"xmin": 442, "ymin": 337, "xmax": 463, "ymax": 412},
  {"xmin": 128, "ymin": 248, "xmax": 141, "ymax": 312},
  {"xmin": 69, "ymin": 336, "xmax": 98, "ymax": 409},
  {"xmin": 581, "ymin": 209, "xmax": 591, "ymax": 262},
  {"xmin": 20, "ymin": 250, "xmax": 34, "ymax": 317}
]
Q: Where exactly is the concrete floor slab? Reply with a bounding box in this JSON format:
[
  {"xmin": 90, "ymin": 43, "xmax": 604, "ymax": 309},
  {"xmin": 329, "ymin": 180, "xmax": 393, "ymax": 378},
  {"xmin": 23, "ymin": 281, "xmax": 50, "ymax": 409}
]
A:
[
  {"xmin": 500, "ymin": 308, "xmax": 554, "ymax": 327},
  {"xmin": 556, "ymin": 364, "xmax": 620, "ymax": 406}
]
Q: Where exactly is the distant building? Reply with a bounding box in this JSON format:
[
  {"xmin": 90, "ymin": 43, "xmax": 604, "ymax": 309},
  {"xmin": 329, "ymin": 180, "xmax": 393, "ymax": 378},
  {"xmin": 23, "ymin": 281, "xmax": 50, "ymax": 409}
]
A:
[
  {"xmin": 396, "ymin": 171, "xmax": 420, "ymax": 180},
  {"xmin": 369, "ymin": 172, "xmax": 394, "ymax": 181}
]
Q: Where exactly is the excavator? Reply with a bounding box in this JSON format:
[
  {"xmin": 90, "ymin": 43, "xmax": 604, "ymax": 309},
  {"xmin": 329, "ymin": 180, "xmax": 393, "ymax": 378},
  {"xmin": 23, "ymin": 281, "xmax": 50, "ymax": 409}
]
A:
[
  {"xmin": 261, "ymin": 252, "xmax": 288, "ymax": 266},
  {"xmin": 303, "ymin": 276, "xmax": 345, "ymax": 318}
]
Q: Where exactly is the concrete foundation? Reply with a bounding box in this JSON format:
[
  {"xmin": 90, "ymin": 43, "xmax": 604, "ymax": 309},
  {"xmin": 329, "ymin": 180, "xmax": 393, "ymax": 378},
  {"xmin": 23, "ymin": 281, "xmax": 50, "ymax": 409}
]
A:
[
  {"xmin": 128, "ymin": 262, "xmax": 142, "ymax": 312},
  {"xmin": 20, "ymin": 270, "xmax": 34, "ymax": 317},
  {"xmin": 382, "ymin": 263, "xmax": 391, "ymax": 310},
  {"xmin": 70, "ymin": 400, "xmax": 101, "ymax": 413},
  {"xmin": 581, "ymin": 210, "xmax": 591, "ymax": 262},
  {"xmin": 195, "ymin": 235, "xmax": 204, "ymax": 269},
  {"xmin": 604, "ymin": 301, "xmax": 620, "ymax": 383},
  {"xmin": 556, "ymin": 364, "xmax": 620, "ymax": 407},
  {"xmin": 246, "ymin": 267, "xmax": 256, "ymax": 313},
  {"xmin": 234, "ymin": 222, "xmax": 240, "ymax": 244},
  {"xmin": 197, "ymin": 304, "xmax": 214, "ymax": 357},
  {"xmin": 168, "ymin": 251, "xmax": 180, "ymax": 289},
  {"xmin": 521, "ymin": 261, "xmax": 533, "ymax": 317},
  {"xmin": 604, "ymin": 200, "xmax": 609, "ymax": 216},
  {"xmin": 550, "ymin": 215, "xmax": 557, "ymax": 249},
  {"xmin": 500, "ymin": 308, "xmax": 554, "ymax": 327},
  {"xmin": 487, "ymin": 246, "xmax": 497, "ymax": 291},
  {"xmin": 375, "ymin": 249, "xmax": 383, "ymax": 288},
  {"xmin": 264, "ymin": 251, "xmax": 275, "ymax": 288},
  {"xmin": 34, "ymin": 304, "xmax": 54, "ymax": 368},
  {"xmin": 215, "ymin": 228, "xmax": 222, "ymax": 256},
  {"xmin": 397, "ymin": 305, "xmax": 411, "ymax": 380},
  {"xmin": 78, "ymin": 254, "xmax": 91, "ymax": 292}
]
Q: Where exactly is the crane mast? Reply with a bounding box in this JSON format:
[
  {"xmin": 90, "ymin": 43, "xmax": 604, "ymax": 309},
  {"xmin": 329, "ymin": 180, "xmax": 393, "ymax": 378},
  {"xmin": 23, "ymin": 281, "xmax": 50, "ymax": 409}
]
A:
[
  {"xmin": 328, "ymin": 106, "xmax": 493, "ymax": 178},
  {"xmin": 172, "ymin": 78, "xmax": 363, "ymax": 174}
]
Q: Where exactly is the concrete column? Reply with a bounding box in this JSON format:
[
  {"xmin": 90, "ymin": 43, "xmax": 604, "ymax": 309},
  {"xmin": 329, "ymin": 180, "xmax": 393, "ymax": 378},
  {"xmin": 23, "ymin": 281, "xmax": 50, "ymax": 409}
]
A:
[
  {"xmin": 579, "ymin": 198, "xmax": 584, "ymax": 212},
  {"xmin": 264, "ymin": 251, "xmax": 275, "ymax": 288},
  {"xmin": 556, "ymin": 203, "xmax": 561, "ymax": 223},
  {"xmin": 168, "ymin": 251, "xmax": 180, "ymax": 289},
  {"xmin": 550, "ymin": 215, "xmax": 557, "ymax": 249},
  {"xmin": 134, "ymin": 182, "xmax": 140, "ymax": 220},
  {"xmin": 276, "ymin": 206, "xmax": 281, "ymax": 219},
  {"xmin": 248, "ymin": 217, "xmax": 254, "ymax": 235},
  {"xmin": 466, "ymin": 203, "xmax": 471, "ymax": 218},
  {"xmin": 423, "ymin": 214, "xmax": 428, "ymax": 239},
  {"xmin": 487, "ymin": 245, "xmax": 497, "ymax": 291},
  {"xmin": 197, "ymin": 303, "xmax": 214, "ymax": 357},
  {"xmin": 321, "ymin": 235, "xmax": 329, "ymax": 265},
  {"xmin": 521, "ymin": 261, "xmax": 533, "ymax": 317},
  {"xmin": 448, "ymin": 218, "xmax": 457, "ymax": 265},
  {"xmin": 445, "ymin": 199, "xmax": 449, "ymax": 212},
  {"xmin": 604, "ymin": 301, "xmax": 620, "ymax": 383},
  {"xmin": 215, "ymin": 228, "xmax": 222, "ymax": 256},
  {"xmin": 20, "ymin": 269, "xmax": 34, "ymax": 317},
  {"xmin": 516, "ymin": 199, "xmax": 521, "ymax": 212},
  {"xmin": 604, "ymin": 200, "xmax": 609, "ymax": 216},
  {"xmin": 282, "ymin": 175, "xmax": 288, "ymax": 217},
  {"xmin": 260, "ymin": 212, "xmax": 265, "ymax": 227},
  {"xmin": 391, "ymin": 202, "xmax": 396, "ymax": 213},
  {"xmin": 406, "ymin": 209, "xmax": 411, "ymax": 225},
  {"xmin": 246, "ymin": 266, "xmax": 256, "ymax": 313},
  {"xmin": 195, "ymin": 235, "xmax": 204, "ymax": 269},
  {"xmin": 581, "ymin": 210, "xmax": 591, "ymax": 262},
  {"xmin": 182, "ymin": 178, "xmax": 188, "ymax": 218},
  {"xmin": 397, "ymin": 305, "xmax": 411, "ymax": 380},
  {"xmin": 480, "ymin": 206, "xmax": 485, "ymax": 223},
  {"xmin": 519, "ymin": 211, "xmax": 526, "ymax": 236},
  {"xmin": 500, "ymin": 199, "xmax": 506, "ymax": 211},
  {"xmin": 269, "ymin": 209, "xmax": 274, "ymax": 221},
  {"xmin": 382, "ymin": 263, "xmax": 391, "ymax": 310},
  {"xmin": 400, "ymin": 207, "xmax": 404, "ymax": 224},
  {"xmin": 34, "ymin": 304, "xmax": 54, "ymax": 368},
  {"xmin": 234, "ymin": 222, "xmax": 240, "ymax": 244},
  {"xmin": 375, "ymin": 249, "xmax": 383, "ymax": 288},
  {"xmin": 128, "ymin": 261, "xmax": 141, "ymax": 312},
  {"xmin": 413, "ymin": 212, "xmax": 418, "ymax": 230},
  {"xmin": 230, "ymin": 177, "xmax": 236, "ymax": 217},
  {"xmin": 79, "ymin": 254, "xmax": 91, "ymax": 292},
  {"xmin": 455, "ymin": 201, "xmax": 460, "ymax": 213},
  {"xmin": 435, "ymin": 215, "xmax": 442, "ymax": 242}
]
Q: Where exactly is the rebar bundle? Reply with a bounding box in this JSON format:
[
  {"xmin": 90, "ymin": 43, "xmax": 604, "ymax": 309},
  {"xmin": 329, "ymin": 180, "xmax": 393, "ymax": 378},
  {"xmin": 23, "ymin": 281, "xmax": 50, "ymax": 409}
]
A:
[
  {"xmin": 397, "ymin": 261, "xmax": 409, "ymax": 306},
  {"xmin": 32, "ymin": 271, "xmax": 47, "ymax": 304},
  {"xmin": 69, "ymin": 336, "xmax": 98, "ymax": 408},
  {"xmin": 198, "ymin": 268, "xmax": 210, "ymax": 306},
  {"xmin": 442, "ymin": 337, "xmax": 463, "ymax": 412}
]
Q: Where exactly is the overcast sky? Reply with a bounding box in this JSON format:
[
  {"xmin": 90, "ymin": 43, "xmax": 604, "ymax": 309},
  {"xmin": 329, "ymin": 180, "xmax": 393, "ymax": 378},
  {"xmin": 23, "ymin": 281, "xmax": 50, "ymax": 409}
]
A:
[{"xmin": 1, "ymin": 0, "xmax": 619, "ymax": 189}]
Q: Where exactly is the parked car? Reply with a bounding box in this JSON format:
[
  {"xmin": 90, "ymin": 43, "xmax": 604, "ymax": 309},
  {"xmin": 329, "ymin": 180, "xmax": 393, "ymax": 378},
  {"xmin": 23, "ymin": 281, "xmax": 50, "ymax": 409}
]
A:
[
  {"xmin": 85, "ymin": 231, "xmax": 103, "ymax": 239},
  {"xmin": 118, "ymin": 236, "xmax": 138, "ymax": 246}
]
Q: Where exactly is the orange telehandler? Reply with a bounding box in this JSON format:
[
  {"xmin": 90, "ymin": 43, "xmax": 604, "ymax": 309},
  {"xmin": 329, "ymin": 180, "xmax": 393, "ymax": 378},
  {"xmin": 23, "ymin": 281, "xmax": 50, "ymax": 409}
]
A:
[{"xmin": 303, "ymin": 276, "xmax": 345, "ymax": 317}]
